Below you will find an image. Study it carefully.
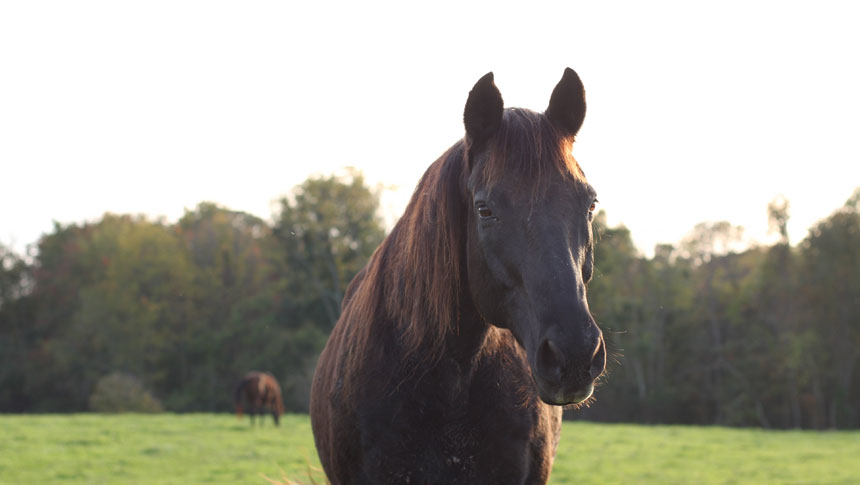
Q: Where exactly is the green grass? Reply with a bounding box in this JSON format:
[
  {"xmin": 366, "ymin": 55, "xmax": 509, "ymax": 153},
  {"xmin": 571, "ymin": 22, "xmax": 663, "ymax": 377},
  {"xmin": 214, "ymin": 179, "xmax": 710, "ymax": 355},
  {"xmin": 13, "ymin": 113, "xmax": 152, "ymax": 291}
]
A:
[
  {"xmin": 553, "ymin": 422, "xmax": 860, "ymax": 484},
  {"xmin": 0, "ymin": 414, "xmax": 322, "ymax": 484},
  {"xmin": 1, "ymin": 414, "xmax": 858, "ymax": 484}
]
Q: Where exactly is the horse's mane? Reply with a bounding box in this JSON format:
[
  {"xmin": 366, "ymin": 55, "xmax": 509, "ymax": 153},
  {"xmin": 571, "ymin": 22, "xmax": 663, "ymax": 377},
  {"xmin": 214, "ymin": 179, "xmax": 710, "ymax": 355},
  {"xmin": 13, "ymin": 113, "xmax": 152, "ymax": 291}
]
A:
[{"xmin": 338, "ymin": 108, "xmax": 585, "ymax": 383}]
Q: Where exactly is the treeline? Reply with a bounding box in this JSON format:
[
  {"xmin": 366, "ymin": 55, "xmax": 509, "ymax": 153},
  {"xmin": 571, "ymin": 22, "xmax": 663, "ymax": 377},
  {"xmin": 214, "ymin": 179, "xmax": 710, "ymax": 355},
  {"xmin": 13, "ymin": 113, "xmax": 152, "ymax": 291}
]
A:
[
  {"xmin": 582, "ymin": 190, "xmax": 860, "ymax": 429},
  {"xmin": 1, "ymin": 174, "xmax": 858, "ymax": 429},
  {"xmin": 0, "ymin": 170, "xmax": 384, "ymax": 414}
]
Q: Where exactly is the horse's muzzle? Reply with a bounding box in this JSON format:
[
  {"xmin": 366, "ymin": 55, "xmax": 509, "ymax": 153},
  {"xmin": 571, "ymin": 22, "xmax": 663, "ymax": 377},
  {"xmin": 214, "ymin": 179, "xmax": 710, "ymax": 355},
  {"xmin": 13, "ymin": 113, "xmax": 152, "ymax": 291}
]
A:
[{"xmin": 534, "ymin": 331, "xmax": 606, "ymax": 405}]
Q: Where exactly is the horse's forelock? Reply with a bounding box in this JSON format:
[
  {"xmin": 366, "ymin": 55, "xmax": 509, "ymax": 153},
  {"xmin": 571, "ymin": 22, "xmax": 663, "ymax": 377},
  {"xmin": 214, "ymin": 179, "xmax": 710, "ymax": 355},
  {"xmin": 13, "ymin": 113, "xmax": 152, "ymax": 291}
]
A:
[{"xmin": 476, "ymin": 109, "xmax": 586, "ymax": 199}]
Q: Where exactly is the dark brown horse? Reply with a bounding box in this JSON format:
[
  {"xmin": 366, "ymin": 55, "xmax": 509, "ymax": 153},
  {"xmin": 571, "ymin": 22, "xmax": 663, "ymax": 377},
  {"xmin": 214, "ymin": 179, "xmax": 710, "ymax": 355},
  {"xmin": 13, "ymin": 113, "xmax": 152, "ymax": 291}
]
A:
[
  {"xmin": 234, "ymin": 371, "xmax": 284, "ymax": 426},
  {"xmin": 310, "ymin": 68, "xmax": 606, "ymax": 484}
]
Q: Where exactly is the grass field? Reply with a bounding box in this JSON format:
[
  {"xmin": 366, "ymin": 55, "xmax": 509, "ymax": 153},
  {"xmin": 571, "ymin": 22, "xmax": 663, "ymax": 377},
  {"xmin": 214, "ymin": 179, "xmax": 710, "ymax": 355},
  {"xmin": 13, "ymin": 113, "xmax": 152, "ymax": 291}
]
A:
[{"xmin": 1, "ymin": 414, "xmax": 858, "ymax": 484}]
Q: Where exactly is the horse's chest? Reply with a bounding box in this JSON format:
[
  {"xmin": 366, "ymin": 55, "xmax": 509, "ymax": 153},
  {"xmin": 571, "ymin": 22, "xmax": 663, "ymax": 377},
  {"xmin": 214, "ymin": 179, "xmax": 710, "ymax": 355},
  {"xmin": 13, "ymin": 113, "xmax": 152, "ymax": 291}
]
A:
[
  {"xmin": 387, "ymin": 412, "xmax": 533, "ymax": 484},
  {"xmin": 354, "ymin": 340, "xmax": 560, "ymax": 483},
  {"xmin": 374, "ymin": 378, "xmax": 552, "ymax": 483}
]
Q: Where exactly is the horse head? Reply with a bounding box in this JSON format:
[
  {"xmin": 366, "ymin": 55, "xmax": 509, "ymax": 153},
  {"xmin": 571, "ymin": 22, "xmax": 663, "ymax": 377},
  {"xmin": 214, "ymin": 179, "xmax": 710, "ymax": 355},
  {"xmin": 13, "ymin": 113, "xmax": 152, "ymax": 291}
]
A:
[{"xmin": 462, "ymin": 69, "xmax": 606, "ymax": 406}]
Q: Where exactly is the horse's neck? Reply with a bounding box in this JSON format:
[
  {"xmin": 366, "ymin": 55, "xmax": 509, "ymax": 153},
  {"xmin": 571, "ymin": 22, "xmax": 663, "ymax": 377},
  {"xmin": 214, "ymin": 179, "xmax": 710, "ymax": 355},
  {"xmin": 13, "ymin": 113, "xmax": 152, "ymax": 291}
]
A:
[{"xmin": 439, "ymin": 302, "xmax": 491, "ymax": 369}]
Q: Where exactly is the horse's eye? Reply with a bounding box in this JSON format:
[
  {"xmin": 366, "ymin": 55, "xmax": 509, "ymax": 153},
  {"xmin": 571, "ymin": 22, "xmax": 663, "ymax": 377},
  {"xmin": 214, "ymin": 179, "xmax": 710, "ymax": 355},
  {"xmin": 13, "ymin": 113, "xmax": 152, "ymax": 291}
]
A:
[
  {"xmin": 478, "ymin": 206, "xmax": 494, "ymax": 218},
  {"xmin": 589, "ymin": 200, "xmax": 598, "ymax": 213}
]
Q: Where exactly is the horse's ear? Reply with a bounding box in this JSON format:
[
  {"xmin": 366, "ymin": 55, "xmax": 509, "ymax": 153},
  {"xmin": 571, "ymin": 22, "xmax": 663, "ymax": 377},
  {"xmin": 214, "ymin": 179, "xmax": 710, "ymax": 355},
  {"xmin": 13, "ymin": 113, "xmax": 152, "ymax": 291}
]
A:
[
  {"xmin": 546, "ymin": 67, "xmax": 586, "ymax": 138},
  {"xmin": 464, "ymin": 72, "xmax": 503, "ymax": 151}
]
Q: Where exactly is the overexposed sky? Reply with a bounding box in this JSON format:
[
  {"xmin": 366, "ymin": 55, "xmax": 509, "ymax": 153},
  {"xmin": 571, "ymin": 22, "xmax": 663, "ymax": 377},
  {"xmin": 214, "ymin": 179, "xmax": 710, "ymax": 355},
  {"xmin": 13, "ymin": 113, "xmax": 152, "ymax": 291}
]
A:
[{"xmin": 2, "ymin": 1, "xmax": 859, "ymax": 256}]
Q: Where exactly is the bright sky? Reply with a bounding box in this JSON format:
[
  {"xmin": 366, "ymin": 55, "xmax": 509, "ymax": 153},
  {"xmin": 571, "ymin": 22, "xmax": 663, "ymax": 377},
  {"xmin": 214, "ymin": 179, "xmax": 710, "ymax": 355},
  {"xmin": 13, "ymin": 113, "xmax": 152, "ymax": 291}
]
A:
[{"xmin": 2, "ymin": 1, "xmax": 859, "ymax": 256}]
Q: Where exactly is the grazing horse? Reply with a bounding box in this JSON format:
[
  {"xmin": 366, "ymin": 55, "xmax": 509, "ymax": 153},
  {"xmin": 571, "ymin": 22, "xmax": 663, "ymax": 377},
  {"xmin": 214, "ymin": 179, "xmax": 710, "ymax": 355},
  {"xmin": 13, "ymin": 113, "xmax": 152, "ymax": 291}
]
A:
[
  {"xmin": 234, "ymin": 371, "xmax": 284, "ymax": 426},
  {"xmin": 310, "ymin": 68, "xmax": 606, "ymax": 484}
]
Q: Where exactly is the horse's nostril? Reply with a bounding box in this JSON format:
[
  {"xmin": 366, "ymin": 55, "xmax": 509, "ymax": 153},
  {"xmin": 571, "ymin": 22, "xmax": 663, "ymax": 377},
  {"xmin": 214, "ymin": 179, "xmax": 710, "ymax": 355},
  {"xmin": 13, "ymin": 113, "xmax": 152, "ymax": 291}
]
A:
[
  {"xmin": 537, "ymin": 339, "xmax": 563, "ymax": 381},
  {"xmin": 590, "ymin": 339, "xmax": 606, "ymax": 380}
]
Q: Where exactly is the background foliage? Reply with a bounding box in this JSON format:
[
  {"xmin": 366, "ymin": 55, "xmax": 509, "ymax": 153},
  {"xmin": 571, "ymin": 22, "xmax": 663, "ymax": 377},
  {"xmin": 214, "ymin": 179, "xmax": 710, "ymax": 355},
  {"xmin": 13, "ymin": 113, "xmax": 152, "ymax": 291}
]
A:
[
  {"xmin": 0, "ymin": 171, "xmax": 383, "ymax": 414},
  {"xmin": 88, "ymin": 372, "xmax": 164, "ymax": 413},
  {"xmin": 1, "ymin": 171, "xmax": 858, "ymax": 429},
  {"xmin": 579, "ymin": 188, "xmax": 860, "ymax": 429}
]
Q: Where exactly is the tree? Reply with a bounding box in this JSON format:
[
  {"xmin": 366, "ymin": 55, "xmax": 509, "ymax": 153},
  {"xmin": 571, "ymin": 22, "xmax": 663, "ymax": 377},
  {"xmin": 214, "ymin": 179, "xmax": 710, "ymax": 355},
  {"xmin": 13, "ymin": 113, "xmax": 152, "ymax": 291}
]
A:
[
  {"xmin": 679, "ymin": 221, "xmax": 746, "ymax": 265},
  {"xmin": 273, "ymin": 169, "xmax": 385, "ymax": 331},
  {"xmin": 31, "ymin": 215, "xmax": 196, "ymax": 410},
  {"xmin": 768, "ymin": 195, "xmax": 791, "ymax": 244},
  {"xmin": 584, "ymin": 212, "xmax": 662, "ymax": 421},
  {"xmin": 270, "ymin": 170, "xmax": 386, "ymax": 410},
  {"xmin": 0, "ymin": 244, "xmax": 34, "ymax": 411},
  {"xmin": 845, "ymin": 187, "xmax": 860, "ymax": 210},
  {"xmin": 172, "ymin": 202, "xmax": 285, "ymax": 411},
  {"xmin": 795, "ymin": 198, "xmax": 860, "ymax": 428}
]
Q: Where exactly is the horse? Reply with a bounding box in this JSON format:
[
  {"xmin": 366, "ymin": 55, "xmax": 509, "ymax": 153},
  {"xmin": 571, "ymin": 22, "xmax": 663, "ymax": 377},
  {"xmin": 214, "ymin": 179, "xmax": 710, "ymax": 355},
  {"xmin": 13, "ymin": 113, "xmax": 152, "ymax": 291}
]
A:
[
  {"xmin": 310, "ymin": 68, "xmax": 606, "ymax": 484},
  {"xmin": 234, "ymin": 371, "xmax": 285, "ymax": 426}
]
